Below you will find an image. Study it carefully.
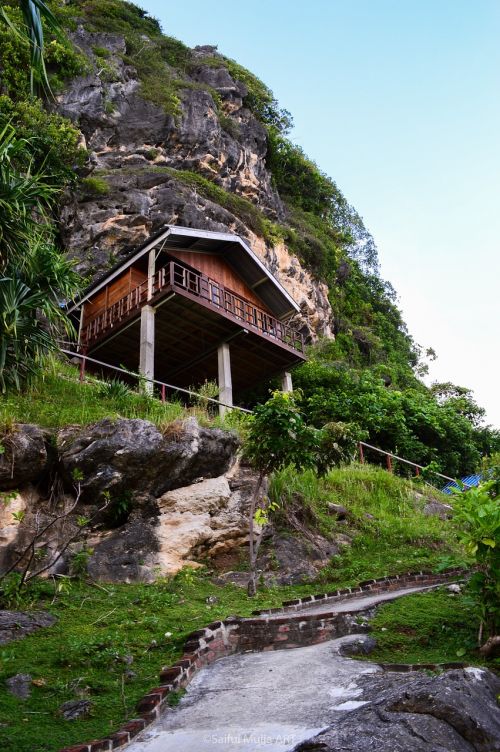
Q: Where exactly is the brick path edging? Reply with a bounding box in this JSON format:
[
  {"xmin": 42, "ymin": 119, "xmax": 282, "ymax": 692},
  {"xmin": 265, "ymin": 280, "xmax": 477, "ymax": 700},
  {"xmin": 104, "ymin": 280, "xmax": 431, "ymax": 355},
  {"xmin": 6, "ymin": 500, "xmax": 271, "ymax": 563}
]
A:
[
  {"xmin": 251, "ymin": 566, "xmax": 466, "ymax": 616},
  {"xmin": 59, "ymin": 568, "xmax": 466, "ymax": 752}
]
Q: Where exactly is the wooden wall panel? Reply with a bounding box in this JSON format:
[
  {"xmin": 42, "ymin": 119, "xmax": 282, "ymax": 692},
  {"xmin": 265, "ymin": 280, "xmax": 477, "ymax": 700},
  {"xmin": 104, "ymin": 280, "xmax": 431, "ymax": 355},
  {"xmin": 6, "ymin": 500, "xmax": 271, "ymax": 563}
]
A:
[
  {"xmin": 168, "ymin": 250, "xmax": 271, "ymax": 312},
  {"xmin": 82, "ymin": 266, "xmax": 146, "ymax": 326}
]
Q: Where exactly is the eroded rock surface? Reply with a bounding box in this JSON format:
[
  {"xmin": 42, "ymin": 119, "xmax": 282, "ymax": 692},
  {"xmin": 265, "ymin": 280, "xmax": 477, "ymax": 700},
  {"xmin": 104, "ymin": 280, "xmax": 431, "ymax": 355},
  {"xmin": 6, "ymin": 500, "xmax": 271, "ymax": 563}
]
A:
[
  {"xmin": 58, "ymin": 417, "xmax": 238, "ymax": 501},
  {"xmin": 86, "ymin": 461, "xmax": 258, "ymax": 582},
  {"xmin": 0, "ymin": 425, "xmax": 51, "ymax": 491},
  {"xmin": 5, "ymin": 673, "xmax": 32, "ymax": 699},
  {"xmin": 0, "ymin": 611, "xmax": 56, "ymax": 645},
  {"xmin": 296, "ymin": 667, "xmax": 500, "ymax": 752},
  {"xmin": 56, "ymin": 30, "xmax": 334, "ymax": 340}
]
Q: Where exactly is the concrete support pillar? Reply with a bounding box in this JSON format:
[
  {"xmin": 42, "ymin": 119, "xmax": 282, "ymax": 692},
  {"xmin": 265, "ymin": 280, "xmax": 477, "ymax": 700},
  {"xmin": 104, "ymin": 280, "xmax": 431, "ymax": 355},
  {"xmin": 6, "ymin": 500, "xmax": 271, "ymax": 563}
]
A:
[
  {"xmin": 217, "ymin": 342, "xmax": 233, "ymax": 418},
  {"xmin": 281, "ymin": 371, "xmax": 293, "ymax": 393},
  {"xmin": 139, "ymin": 305, "xmax": 155, "ymax": 394},
  {"xmin": 147, "ymin": 249, "xmax": 156, "ymax": 301}
]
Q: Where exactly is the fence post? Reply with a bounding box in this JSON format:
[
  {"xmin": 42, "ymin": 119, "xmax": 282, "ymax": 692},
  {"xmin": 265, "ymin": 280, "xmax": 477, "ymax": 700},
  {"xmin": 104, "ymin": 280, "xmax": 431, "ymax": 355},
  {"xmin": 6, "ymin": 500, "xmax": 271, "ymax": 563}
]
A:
[
  {"xmin": 386, "ymin": 454, "xmax": 393, "ymax": 473},
  {"xmin": 161, "ymin": 384, "xmax": 166, "ymax": 403},
  {"xmin": 415, "ymin": 466, "xmax": 420, "ymax": 477},
  {"xmin": 358, "ymin": 442, "xmax": 365, "ymax": 464},
  {"xmin": 79, "ymin": 352, "xmax": 87, "ymax": 383}
]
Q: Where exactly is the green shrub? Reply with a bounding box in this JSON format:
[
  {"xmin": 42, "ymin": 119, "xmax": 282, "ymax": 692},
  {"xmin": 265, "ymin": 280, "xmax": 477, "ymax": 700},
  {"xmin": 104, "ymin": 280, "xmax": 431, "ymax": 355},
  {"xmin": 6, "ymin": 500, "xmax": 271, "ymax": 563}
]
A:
[
  {"xmin": 92, "ymin": 45, "xmax": 111, "ymax": 58},
  {"xmin": 0, "ymin": 4, "xmax": 88, "ymax": 97},
  {"xmin": 0, "ymin": 96, "xmax": 86, "ymax": 181},
  {"xmin": 450, "ymin": 480, "xmax": 500, "ymax": 644},
  {"xmin": 0, "ymin": 11, "xmax": 31, "ymax": 97},
  {"xmin": 81, "ymin": 176, "xmax": 110, "ymax": 196}
]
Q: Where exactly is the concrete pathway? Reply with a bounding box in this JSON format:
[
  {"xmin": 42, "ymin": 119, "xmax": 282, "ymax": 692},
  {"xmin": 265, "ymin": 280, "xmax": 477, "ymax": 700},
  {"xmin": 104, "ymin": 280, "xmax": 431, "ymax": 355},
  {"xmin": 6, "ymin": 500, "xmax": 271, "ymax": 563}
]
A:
[
  {"xmin": 127, "ymin": 583, "xmax": 442, "ymax": 752},
  {"xmin": 128, "ymin": 635, "xmax": 379, "ymax": 752},
  {"xmin": 264, "ymin": 582, "xmax": 442, "ymax": 618}
]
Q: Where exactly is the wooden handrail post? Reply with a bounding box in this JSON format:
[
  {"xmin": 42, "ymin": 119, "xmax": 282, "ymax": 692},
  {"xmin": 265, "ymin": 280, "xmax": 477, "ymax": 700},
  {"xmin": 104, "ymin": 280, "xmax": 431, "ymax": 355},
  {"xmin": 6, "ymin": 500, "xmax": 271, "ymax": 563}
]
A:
[
  {"xmin": 161, "ymin": 384, "xmax": 166, "ymax": 403},
  {"xmin": 79, "ymin": 352, "xmax": 87, "ymax": 383},
  {"xmin": 359, "ymin": 442, "xmax": 365, "ymax": 464},
  {"xmin": 386, "ymin": 454, "xmax": 393, "ymax": 473}
]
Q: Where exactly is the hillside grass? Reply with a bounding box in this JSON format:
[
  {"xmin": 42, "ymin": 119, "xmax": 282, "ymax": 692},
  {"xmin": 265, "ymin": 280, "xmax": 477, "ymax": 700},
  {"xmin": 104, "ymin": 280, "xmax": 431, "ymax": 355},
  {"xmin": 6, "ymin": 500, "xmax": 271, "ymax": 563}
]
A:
[
  {"xmin": 363, "ymin": 588, "xmax": 496, "ymax": 667},
  {"xmin": 0, "ymin": 358, "xmax": 241, "ymax": 431},
  {"xmin": 0, "ymin": 573, "xmax": 478, "ymax": 752},
  {"xmin": 270, "ymin": 464, "xmax": 468, "ymax": 582}
]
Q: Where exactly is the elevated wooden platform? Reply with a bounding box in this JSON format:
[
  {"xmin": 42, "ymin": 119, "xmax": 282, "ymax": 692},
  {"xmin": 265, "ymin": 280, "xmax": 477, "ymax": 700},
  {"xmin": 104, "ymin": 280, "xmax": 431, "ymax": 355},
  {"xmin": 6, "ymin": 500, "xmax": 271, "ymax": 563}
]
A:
[{"xmin": 80, "ymin": 260, "xmax": 305, "ymax": 393}]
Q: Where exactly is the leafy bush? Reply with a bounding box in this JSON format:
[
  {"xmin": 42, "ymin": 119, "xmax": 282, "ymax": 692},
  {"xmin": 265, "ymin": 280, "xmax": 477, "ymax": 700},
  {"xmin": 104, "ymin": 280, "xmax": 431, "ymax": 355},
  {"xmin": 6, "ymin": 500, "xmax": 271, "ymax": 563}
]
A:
[
  {"xmin": 293, "ymin": 357, "xmax": 497, "ymax": 478},
  {"xmin": 0, "ymin": 95, "xmax": 86, "ymax": 181},
  {"xmin": 97, "ymin": 377, "xmax": 131, "ymax": 401},
  {"xmin": 451, "ymin": 480, "xmax": 499, "ymax": 645},
  {"xmin": 0, "ymin": 2, "xmax": 88, "ymax": 97}
]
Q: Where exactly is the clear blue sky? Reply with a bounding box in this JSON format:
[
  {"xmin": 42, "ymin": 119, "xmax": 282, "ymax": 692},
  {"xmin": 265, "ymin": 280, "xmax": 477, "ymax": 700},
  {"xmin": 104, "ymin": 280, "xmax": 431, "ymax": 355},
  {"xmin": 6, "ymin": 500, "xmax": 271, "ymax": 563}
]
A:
[{"xmin": 144, "ymin": 0, "xmax": 500, "ymax": 427}]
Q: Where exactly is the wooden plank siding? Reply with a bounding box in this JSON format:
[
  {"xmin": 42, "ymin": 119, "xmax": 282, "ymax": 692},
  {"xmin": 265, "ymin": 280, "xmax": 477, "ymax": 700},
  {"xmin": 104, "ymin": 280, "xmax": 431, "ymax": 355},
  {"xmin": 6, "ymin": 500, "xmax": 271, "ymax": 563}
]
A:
[
  {"xmin": 167, "ymin": 250, "xmax": 271, "ymax": 312},
  {"xmin": 82, "ymin": 266, "xmax": 146, "ymax": 328}
]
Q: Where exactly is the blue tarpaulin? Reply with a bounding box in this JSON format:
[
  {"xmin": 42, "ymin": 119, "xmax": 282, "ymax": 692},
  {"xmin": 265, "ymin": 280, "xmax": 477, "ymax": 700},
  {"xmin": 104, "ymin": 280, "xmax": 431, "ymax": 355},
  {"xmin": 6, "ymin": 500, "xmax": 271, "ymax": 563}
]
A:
[{"xmin": 442, "ymin": 474, "xmax": 482, "ymax": 494}]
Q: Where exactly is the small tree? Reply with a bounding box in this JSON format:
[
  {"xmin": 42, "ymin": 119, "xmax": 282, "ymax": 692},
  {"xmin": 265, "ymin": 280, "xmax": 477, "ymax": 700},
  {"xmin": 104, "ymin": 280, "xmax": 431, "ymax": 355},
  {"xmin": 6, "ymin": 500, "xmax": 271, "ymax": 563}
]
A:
[
  {"xmin": 451, "ymin": 479, "xmax": 499, "ymax": 655},
  {"xmin": 243, "ymin": 391, "xmax": 319, "ymax": 596},
  {"xmin": 244, "ymin": 392, "xmax": 362, "ymax": 596}
]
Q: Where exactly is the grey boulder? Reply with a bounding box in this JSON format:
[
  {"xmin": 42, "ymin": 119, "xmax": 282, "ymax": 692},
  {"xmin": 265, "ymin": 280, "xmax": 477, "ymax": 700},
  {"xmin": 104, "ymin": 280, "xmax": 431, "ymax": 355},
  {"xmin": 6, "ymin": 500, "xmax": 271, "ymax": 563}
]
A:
[
  {"xmin": 0, "ymin": 610, "xmax": 57, "ymax": 645},
  {"xmin": 296, "ymin": 667, "xmax": 500, "ymax": 752},
  {"xmin": 58, "ymin": 417, "xmax": 239, "ymax": 501},
  {"xmin": 5, "ymin": 673, "xmax": 32, "ymax": 700},
  {"xmin": 0, "ymin": 424, "xmax": 50, "ymax": 490}
]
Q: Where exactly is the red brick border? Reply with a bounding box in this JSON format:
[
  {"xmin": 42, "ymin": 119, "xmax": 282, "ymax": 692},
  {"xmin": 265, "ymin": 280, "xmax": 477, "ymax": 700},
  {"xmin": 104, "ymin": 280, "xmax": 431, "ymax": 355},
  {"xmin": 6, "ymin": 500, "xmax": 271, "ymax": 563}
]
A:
[
  {"xmin": 59, "ymin": 568, "xmax": 466, "ymax": 752},
  {"xmin": 251, "ymin": 567, "xmax": 466, "ymax": 616}
]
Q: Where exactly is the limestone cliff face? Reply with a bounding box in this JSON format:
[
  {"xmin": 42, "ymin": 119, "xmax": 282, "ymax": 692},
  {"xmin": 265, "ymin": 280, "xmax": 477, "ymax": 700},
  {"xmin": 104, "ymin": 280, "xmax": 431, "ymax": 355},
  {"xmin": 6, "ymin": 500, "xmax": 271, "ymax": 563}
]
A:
[{"xmin": 57, "ymin": 29, "xmax": 333, "ymax": 339}]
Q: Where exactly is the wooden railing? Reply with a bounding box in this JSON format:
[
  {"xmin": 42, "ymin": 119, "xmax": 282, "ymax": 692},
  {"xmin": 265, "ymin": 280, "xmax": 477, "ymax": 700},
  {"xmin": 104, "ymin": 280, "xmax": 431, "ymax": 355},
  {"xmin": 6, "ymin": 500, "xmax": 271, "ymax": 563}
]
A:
[{"xmin": 80, "ymin": 261, "xmax": 305, "ymax": 353}]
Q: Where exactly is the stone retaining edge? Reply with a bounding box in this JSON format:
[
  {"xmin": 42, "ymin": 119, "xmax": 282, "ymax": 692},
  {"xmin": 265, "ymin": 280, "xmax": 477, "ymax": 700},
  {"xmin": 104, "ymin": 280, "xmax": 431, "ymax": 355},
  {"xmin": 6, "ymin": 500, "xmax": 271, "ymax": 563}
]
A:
[
  {"xmin": 59, "ymin": 568, "xmax": 466, "ymax": 752},
  {"xmin": 251, "ymin": 566, "xmax": 466, "ymax": 615}
]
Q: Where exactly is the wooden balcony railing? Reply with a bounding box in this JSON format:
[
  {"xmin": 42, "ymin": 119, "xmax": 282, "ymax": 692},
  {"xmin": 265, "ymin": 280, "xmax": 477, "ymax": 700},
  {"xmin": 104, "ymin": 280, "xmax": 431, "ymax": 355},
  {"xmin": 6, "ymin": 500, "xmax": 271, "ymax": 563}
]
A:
[{"xmin": 80, "ymin": 261, "xmax": 305, "ymax": 354}]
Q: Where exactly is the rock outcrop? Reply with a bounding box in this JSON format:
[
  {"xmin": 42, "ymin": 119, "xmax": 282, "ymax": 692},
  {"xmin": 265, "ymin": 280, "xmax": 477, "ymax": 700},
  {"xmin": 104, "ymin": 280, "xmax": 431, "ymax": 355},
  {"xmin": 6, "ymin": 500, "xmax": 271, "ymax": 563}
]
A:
[
  {"xmin": 0, "ymin": 425, "xmax": 51, "ymax": 491},
  {"xmin": 296, "ymin": 667, "xmax": 500, "ymax": 752},
  {"xmin": 56, "ymin": 30, "xmax": 334, "ymax": 340},
  {"xmin": 57, "ymin": 416, "xmax": 239, "ymax": 501},
  {"xmin": 0, "ymin": 418, "xmax": 245, "ymax": 582},
  {"xmin": 86, "ymin": 461, "xmax": 258, "ymax": 582}
]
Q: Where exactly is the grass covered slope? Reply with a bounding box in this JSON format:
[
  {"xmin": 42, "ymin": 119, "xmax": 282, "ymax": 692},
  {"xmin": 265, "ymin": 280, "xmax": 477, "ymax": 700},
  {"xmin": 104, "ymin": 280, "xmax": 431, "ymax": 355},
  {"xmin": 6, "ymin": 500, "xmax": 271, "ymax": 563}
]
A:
[
  {"xmin": 270, "ymin": 464, "xmax": 466, "ymax": 583},
  {"xmin": 0, "ymin": 358, "xmax": 233, "ymax": 430},
  {"xmin": 0, "ymin": 465, "xmax": 468, "ymax": 751},
  {"xmin": 365, "ymin": 588, "xmax": 496, "ymax": 668}
]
